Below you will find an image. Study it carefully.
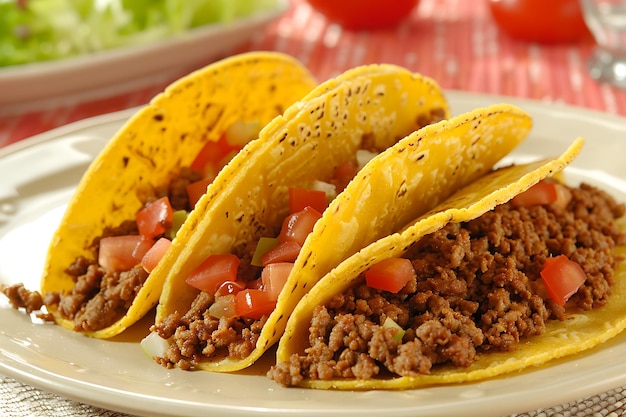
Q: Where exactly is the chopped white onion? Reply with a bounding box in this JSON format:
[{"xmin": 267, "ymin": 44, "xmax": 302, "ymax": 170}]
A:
[
  {"xmin": 140, "ymin": 331, "xmax": 170, "ymax": 359},
  {"xmin": 356, "ymin": 149, "xmax": 378, "ymax": 169}
]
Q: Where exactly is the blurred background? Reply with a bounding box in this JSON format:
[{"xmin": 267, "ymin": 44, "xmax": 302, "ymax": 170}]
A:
[{"xmin": 2, "ymin": 0, "xmax": 626, "ymax": 146}]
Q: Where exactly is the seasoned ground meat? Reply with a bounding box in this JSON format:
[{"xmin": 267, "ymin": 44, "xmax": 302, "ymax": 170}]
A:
[
  {"xmin": 44, "ymin": 258, "xmax": 149, "ymax": 331},
  {"xmin": 268, "ymin": 182, "xmax": 626, "ymax": 386},
  {"xmin": 152, "ymin": 239, "xmax": 267, "ymax": 369},
  {"xmin": 149, "ymin": 131, "xmax": 450, "ymax": 370},
  {"xmin": 0, "ymin": 283, "xmax": 54, "ymax": 322},
  {"xmin": 41, "ymin": 167, "xmax": 199, "ymax": 332},
  {"xmin": 152, "ymin": 293, "xmax": 268, "ymax": 369}
]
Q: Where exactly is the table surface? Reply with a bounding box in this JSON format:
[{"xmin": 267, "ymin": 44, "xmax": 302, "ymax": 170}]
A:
[{"xmin": 2, "ymin": 0, "xmax": 626, "ymax": 416}]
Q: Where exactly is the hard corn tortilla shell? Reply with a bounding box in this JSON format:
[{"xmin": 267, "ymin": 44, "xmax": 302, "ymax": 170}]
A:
[
  {"xmin": 277, "ymin": 139, "xmax": 602, "ymax": 390},
  {"xmin": 40, "ymin": 51, "xmax": 317, "ymax": 338},
  {"xmin": 154, "ymin": 66, "xmax": 451, "ymax": 372},
  {"xmin": 271, "ymin": 104, "xmax": 533, "ymax": 365}
]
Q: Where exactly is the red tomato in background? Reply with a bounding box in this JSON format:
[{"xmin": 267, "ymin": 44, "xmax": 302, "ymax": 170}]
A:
[
  {"xmin": 305, "ymin": 0, "xmax": 420, "ymax": 30},
  {"xmin": 488, "ymin": 0, "xmax": 591, "ymax": 43}
]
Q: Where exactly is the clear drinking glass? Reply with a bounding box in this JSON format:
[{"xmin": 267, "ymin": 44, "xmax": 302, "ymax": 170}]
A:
[{"xmin": 580, "ymin": 0, "xmax": 626, "ymax": 88}]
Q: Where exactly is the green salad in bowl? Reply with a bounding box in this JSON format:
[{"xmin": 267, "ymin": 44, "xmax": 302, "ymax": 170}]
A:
[{"xmin": 0, "ymin": 0, "xmax": 278, "ymax": 67}]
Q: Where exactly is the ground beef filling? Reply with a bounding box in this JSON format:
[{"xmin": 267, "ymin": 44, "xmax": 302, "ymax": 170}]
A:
[
  {"xmin": 43, "ymin": 167, "xmax": 201, "ymax": 332},
  {"xmin": 268, "ymin": 183, "xmax": 626, "ymax": 386},
  {"xmin": 0, "ymin": 283, "xmax": 55, "ymax": 322},
  {"xmin": 152, "ymin": 241, "xmax": 265, "ymax": 370}
]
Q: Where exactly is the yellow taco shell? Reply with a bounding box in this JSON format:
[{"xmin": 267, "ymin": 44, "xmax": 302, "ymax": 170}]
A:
[
  {"xmin": 153, "ymin": 64, "xmax": 453, "ymax": 371},
  {"xmin": 41, "ymin": 51, "xmax": 318, "ymax": 338},
  {"xmin": 154, "ymin": 78, "xmax": 534, "ymax": 371},
  {"xmin": 273, "ymin": 138, "xmax": 624, "ymax": 391}
]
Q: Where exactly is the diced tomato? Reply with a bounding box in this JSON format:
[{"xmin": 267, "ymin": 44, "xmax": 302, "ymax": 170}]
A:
[
  {"xmin": 488, "ymin": 0, "xmax": 590, "ymax": 44},
  {"xmin": 246, "ymin": 277, "xmax": 265, "ymax": 290},
  {"xmin": 510, "ymin": 180, "xmax": 572, "ymax": 209},
  {"xmin": 185, "ymin": 254, "xmax": 241, "ymax": 294},
  {"xmin": 141, "ymin": 237, "xmax": 172, "ymax": 273},
  {"xmin": 277, "ymin": 206, "xmax": 322, "ymax": 246},
  {"xmin": 189, "ymin": 134, "xmax": 238, "ymax": 177},
  {"xmin": 136, "ymin": 197, "xmax": 174, "ymax": 239},
  {"xmin": 261, "ymin": 262, "xmax": 293, "ymax": 301},
  {"xmin": 365, "ymin": 258, "xmax": 415, "ymax": 293},
  {"xmin": 99, "ymin": 235, "xmax": 153, "ymax": 272},
  {"xmin": 289, "ymin": 187, "xmax": 328, "ymax": 214},
  {"xmin": 540, "ymin": 255, "xmax": 587, "ymax": 306},
  {"xmin": 260, "ymin": 241, "xmax": 302, "ymax": 266},
  {"xmin": 186, "ymin": 177, "xmax": 214, "ymax": 209},
  {"xmin": 215, "ymin": 279, "xmax": 247, "ymax": 296},
  {"xmin": 332, "ymin": 160, "xmax": 359, "ymax": 192},
  {"xmin": 190, "ymin": 121, "xmax": 259, "ymax": 178},
  {"xmin": 235, "ymin": 289, "xmax": 276, "ymax": 319},
  {"xmin": 305, "ymin": 0, "xmax": 419, "ymax": 30}
]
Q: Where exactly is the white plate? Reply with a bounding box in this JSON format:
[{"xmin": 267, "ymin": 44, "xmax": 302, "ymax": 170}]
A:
[
  {"xmin": 0, "ymin": 1, "xmax": 287, "ymax": 114},
  {"xmin": 2, "ymin": 92, "xmax": 626, "ymax": 417}
]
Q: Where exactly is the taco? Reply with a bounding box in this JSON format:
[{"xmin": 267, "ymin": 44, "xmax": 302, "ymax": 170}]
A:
[
  {"xmin": 269, "ymin": 136, "xmax": 626, "ymax": 389},
  {"xmin": 38, "ymin": 51, "xmax": 318, "ymax": 339},
  {"xmin": 148, "ymin": 74, "xmax": 534, "ymax": 373}
]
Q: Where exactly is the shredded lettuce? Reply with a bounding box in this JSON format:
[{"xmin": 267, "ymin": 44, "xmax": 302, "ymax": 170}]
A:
[{"xmin": 0, "ymin": 0, "xmax": 278, "ymax": 67}]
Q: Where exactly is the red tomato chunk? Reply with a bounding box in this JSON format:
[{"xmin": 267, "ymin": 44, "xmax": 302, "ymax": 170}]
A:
[
  {"xmin": 289, "ymin": 187, "xmax": 328, "ymax": 214},
  {"xmin": 261, "ymin": 262, "xmax": 293, "ymax": 301},
  {"xmin": 260, "ymin": 241, "xmax": 301, "ymax": 266},
  {"xmin": 215, "ymin": 280, "xmax": 247, "ymax": 297},
  {"xmin": 365, "ymin": 258, "xmax": 416, "ymax": 293},
  {"xmin": 511, "ymin": 180, "xmax": 572, "ymax": 209},
  {"xmin": 99, "ymin": 235, "xmax": 153, "ymax": 273},
  {"xmin": 141, "ymin": 237, "xmax": 172, "ymax": 273},
  {"xmin": 185, "ymin": 254, "xmax": 241, "ymax": 294},
  {"xmin": 186, "ymin": 177, "xmax": 214, "ymax": 209},
  {"xmin": 278, "ymin": 206, "xmax": 322, "ymax": 246},
  {"xmin": 136, "ymin": 196, "xmax": 174, "ymax": 239},
  {"xmin": 235, "ymin": 289, "xmax": 276, "ymax": 319},
  {"xmin": 332, "ymin": 160, "xmax": 359, "ymax": 192},
  {"xmin": 190, "ymin": 133, "xmax": 239, "ymax": 178},
  {"xmin": 540, "ymin": 255, "xmax": 587, "ymax": 306}
]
